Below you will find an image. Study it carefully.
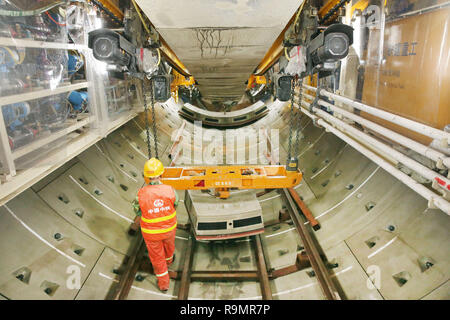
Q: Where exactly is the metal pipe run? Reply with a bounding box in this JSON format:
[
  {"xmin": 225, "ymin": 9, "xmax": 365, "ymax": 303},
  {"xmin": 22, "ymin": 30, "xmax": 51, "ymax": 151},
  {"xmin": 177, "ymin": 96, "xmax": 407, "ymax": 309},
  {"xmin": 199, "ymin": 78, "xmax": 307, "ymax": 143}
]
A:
[
  {"xmin": 317, "ymin": 88, "xmax": 450, "ymax": 145},
  {"xmin": 297, "ymin": 100, "xmax": 450, "ymax": 215},
  {"xmin": 313, "ymin": 104, "xmax": 450, "ymax": 189},
  {"xmin": 300, "ymin": 85, "xmax": 450, "ymax": 168}
]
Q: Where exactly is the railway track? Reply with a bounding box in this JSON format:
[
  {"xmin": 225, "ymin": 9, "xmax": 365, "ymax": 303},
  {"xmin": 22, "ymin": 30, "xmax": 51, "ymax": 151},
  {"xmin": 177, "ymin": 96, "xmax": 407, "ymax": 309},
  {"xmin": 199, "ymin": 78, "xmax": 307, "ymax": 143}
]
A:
[{"xmin": 106, "ymin": 188, "xmax": 341, "ymax": 300}]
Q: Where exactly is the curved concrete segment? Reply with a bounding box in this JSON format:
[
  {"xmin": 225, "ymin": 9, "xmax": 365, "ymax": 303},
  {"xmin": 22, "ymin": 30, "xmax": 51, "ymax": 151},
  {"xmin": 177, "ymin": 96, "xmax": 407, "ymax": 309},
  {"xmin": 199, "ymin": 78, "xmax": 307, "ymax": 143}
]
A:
[{"xmin": 0, "ymin": 97, "xmax": 449, "ymax": 300}]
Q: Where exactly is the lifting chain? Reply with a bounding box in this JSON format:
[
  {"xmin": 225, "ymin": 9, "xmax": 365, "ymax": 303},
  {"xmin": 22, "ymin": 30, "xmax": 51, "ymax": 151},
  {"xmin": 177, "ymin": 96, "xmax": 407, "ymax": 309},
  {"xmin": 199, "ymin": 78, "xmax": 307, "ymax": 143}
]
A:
[
  {"xmin": 287, "ymin": 76, "xmax": 297, "ymax": 161},
  {"xmin": 293, "ymin": 79, "xmax": 303, "ymax": 157},
  {"xmin": 142, "ymin": 80, "xmax": 152, "ymax": 159},
  {"xmin": 149, "ymin": 78, "xmax": 159, "ymax": 159}
]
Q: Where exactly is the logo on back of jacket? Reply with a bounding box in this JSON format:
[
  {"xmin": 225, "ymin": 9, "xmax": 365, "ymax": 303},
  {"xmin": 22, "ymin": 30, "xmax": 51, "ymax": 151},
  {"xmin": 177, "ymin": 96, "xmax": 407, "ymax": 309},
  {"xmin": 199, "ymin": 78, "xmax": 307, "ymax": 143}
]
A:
[
  {"xmin": 146, "ymin": 199, "xmax": 172, "ymax": 214},
  {"xmin": 154, "ymin": 199, "xmax": 164, "ymax": 207}
]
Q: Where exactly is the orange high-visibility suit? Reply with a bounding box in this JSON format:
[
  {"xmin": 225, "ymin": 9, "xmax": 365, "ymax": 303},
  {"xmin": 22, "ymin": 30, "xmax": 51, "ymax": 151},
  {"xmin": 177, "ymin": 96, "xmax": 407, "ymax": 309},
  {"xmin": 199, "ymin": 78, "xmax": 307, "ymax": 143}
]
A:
[{"xmin": 138, "ymin": 184, "xmax": 177, "ymax": 291}]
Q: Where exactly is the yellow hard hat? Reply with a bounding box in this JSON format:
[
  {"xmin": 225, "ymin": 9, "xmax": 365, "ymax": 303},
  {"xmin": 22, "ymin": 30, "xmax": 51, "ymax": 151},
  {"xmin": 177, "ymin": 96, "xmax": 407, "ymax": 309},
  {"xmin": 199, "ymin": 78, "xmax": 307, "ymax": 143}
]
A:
[{"xmin": 143, "ymin": 158, "xmax": 164, "ymax": 178}]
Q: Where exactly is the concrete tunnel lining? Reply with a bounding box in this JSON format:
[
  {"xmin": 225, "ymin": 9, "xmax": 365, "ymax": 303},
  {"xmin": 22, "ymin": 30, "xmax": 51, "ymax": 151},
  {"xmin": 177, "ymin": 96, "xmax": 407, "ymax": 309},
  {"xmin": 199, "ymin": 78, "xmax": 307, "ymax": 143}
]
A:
[{"xmin": 0, "ymin": 96, "xmax": 448, "ymax": 300}]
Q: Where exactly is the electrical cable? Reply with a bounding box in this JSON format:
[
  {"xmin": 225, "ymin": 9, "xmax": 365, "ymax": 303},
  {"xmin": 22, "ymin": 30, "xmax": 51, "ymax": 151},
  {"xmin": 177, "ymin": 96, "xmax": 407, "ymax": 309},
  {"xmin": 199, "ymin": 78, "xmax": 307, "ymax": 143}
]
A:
[
  {"xmin": 131, "ymin": 0, "xmax": 151, "ymax": 35},
  {"xmin": 45, "ymin": 11, "xmax": 66, "ymax": 27},
  {"xmin": 1, "ymin": 46, "xmax": 25, "ymax": 64},
  {"xmin": 156, "ymin": 47, "xmax": 161, "ymax": 67},
  {"xmin": 285, "ymin": 47, "xmax": 291, "ymax": 61}
]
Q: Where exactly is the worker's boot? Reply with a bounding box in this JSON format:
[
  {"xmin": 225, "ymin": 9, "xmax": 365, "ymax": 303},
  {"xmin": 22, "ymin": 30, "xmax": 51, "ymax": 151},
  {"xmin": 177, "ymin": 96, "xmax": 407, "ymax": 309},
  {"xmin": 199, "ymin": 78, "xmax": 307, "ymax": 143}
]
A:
[{"xmin": 158, "ymin": 277, "xmax": 170, "ymax": 292}]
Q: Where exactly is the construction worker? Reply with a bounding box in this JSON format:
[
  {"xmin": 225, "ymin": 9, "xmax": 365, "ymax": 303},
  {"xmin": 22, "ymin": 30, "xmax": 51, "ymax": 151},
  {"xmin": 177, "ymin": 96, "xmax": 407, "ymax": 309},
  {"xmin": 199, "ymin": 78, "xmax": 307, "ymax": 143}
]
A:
[{"xmin": 132, "ymin": 158, "xmax": 179, "ymax": 292}]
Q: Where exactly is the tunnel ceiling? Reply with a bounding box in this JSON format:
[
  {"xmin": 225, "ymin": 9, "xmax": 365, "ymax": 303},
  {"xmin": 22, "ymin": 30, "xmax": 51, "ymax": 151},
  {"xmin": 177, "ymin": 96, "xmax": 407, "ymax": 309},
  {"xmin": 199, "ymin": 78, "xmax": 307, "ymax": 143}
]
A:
[{"xmin": 136, "ymin": 0, "xmax": 300, "ymax": 104}]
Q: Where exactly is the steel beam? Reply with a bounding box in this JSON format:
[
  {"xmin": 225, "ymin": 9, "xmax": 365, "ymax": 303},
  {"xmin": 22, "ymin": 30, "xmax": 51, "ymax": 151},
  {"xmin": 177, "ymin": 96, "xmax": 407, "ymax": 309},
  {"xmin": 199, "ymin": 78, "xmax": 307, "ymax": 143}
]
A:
[{"xmin": 288, "ymin": 187, "xmax": 321, "ymax": 230}]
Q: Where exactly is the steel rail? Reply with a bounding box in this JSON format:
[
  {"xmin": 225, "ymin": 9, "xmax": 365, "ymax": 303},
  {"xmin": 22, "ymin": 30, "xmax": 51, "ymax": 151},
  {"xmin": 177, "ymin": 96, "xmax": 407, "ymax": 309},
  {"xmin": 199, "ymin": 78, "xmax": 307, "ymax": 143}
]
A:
[
  {"xmin": 178, "ymin": 232, "xmax": 195, "ymax": 300},
  {"xmin": 253, "ymin": 234, "xmax": 273, "ymax": 300},
  {"xmin": 106, "ymin": 235, "xmax": 146, "ymax": 300},
  {"xmin": 281, "ymin": 188, "xmax": 341, "ymax": 300}
]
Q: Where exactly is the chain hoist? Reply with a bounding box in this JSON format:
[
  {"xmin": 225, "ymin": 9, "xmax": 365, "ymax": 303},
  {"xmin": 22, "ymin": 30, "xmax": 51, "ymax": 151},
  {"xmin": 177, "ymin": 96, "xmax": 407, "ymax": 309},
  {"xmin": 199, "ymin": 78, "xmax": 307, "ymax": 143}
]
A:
[
  {"xmin": 142, "ymin": 80, "xmax": 152, "ymax": 159},
  {"xmin": 287, "ymin": 76, "xmax": 296, "ymax": 161},
  {"xmin": 149, "ymin": 78, "xmax": 159, "ymax": 159},
  {"xmin": 286, "ymin": 76, "xmax": 299, "ymax": 171},
  {"xmin": 293, "ymin": 79, "xmax": 303, "ymax": 158}
]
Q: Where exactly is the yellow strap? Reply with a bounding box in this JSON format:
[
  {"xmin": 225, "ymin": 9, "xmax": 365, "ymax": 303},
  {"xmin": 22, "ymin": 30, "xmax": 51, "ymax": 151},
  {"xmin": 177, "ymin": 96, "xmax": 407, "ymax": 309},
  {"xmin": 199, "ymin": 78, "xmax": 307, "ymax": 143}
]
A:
[
  {"xmin": 141, "ymin": 211, "xmax": 176, "ymax": 224},
  {"xmin": 141, "ymin": 222, "xmax": 177, "ymax": 234}
]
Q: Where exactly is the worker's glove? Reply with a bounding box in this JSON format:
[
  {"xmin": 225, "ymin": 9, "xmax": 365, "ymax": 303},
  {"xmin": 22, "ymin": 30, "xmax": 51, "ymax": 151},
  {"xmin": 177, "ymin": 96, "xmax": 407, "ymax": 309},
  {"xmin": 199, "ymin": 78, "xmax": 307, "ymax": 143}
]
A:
[{"xmin": 132, "ymin": 199, "xmax": 142, "ymax": 216}]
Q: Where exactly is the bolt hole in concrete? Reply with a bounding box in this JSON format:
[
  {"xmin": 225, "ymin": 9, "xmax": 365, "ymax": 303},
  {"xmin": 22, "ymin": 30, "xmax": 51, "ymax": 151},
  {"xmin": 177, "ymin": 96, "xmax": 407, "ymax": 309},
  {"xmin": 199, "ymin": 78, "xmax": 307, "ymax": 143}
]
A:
[
  {"xmin": 393, "ymin": 271, "xmax": 411, "ymax": 287},
  {"xmin": 57, "ymin": 194, "xmax": 69, "ymax": 204},
  {"xmin": 54, "ymin": 233, "xmax": 63, "ymax": 241},
  {"xmin": 345, "ymin": 184, "xmax": 354, "ymax": 190},
  {"xmin": 41, "ymin": 281, "xmax": 59, "ymax": 296},
  {"xmin": 107, "ymin": 175, "xmax": 115, "ymax": 183},
  {"xmin": 334, "ymin": 170, "xmax": 342, "ymax": 177},
  {"xmin": 418, "ymin": 257, "xmax": 436, "ymax": 272},
  {"xmin": 94, "ymin": 189, "xmax": 103, "ymax": 196},
  {"xmin": 135, "ymin": 274, "xmax": 145, "ymax": 282},
  {"xmin": 112, "ymin": 268, "xmax": 121, "ymax": 275},
  {"xmin": 321, "ymin": 179, "xmax": 330, "ymax": 187},
  {"xmin": 74, "ymin": 208, "xmax": 84, "ymax": 218},
  {"xmin": 327, "ymin": 260, "xmax": 339, "ymax": 269},
  {"xmin": 387, "ymin": 225, "xmax": 396, "ymax": 232},
  {"xmin": 78, "ymin": 177, "xmax": 89, "ymax": 184},
  {"xmin": 72, "ymin": 245, "xmax": 85, "ymax": 256},
  {"xmin": 13, "ymin": 267, "xmax": 31, "ymax": 284},
  {"xmin": 120, "ymin": 184, "xmax": 129, "ymax": 191},
  {"xmin": 365, "ymin": 201, "xmax": 376, "ymax": 212},
  {"xmin": 365, "ymin": 236, "xmax": 380, "ymax": 249}
]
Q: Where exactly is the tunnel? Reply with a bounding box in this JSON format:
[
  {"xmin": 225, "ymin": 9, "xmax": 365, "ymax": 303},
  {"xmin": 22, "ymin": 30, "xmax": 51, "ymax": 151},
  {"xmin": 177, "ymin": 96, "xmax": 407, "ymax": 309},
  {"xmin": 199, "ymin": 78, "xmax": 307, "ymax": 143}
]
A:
[{"xmin": 0, "ymin": 0, "xmax": 449, "ymax": 301}]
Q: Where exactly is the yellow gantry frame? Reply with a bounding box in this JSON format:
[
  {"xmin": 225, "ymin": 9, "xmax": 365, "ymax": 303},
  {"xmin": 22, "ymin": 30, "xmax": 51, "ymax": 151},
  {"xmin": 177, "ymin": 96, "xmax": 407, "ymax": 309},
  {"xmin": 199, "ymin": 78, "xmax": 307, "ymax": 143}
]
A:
[
  {"xmin": 318, "ymin": 0, "xmax": 342, "ymax": 19},
  {"xmin": 246, "ymin": 75, "xmax": 268, "ymax": 91},
  {"xmin": 131, "ymin": 0, "xmax": 191, "ymax": 77},
  {"xmin": 92, "ymin": 0, "xmax": 124, "ymax": 21},
  {"xmin": 171, "ymin": 69, "xmax": 196, "ymax": 103}
]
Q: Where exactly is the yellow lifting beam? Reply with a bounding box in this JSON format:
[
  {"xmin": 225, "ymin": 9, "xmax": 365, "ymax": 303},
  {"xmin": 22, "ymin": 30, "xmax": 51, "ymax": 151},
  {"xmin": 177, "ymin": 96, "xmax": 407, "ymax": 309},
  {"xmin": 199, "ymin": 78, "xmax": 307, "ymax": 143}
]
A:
[{"xmin": 155, "ymin": 165, "xmax": 303, "ymax": 199}]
